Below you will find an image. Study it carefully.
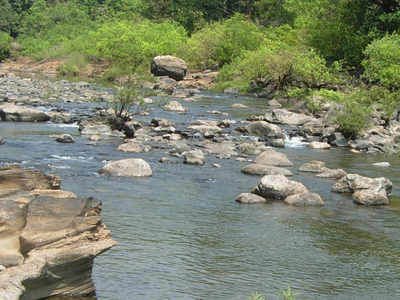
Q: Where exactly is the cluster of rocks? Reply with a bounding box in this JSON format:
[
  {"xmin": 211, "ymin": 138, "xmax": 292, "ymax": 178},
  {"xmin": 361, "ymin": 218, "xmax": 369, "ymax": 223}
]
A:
[
  {"xmin": 250, "ymin": 103, "xmax": 400, "ymax": 154},
  {"xmin": 0, "ymin": 165, "xmax": 115, "ymax": 299},
  {"xmin": 236, "ymin": 150, "xmax": 324, "ymax": 207},
  {"xmin": 0, "ymin": 73, "xmax": 113, "ymax": 105}
]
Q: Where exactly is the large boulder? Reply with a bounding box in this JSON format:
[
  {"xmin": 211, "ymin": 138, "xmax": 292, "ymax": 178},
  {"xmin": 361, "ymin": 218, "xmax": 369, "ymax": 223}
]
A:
[
  {"xmin": 332, "ymin": 174, "xmax": 392, "ymax": 206},
  {"xmin": 100, "ymin": 158, "xmax": 152, "ymax": 177},
  {"xmin": 151, "ymin": 55, "xmax": 188, "ymax": 81},
  {"xmin": 264, "ymin": 109, "xmax": 313, "ymax": 126},
  {"xmin": 0, "ymin": 166, "xmax": 115, "ymax": 299},
  {"xmin": 241, "ymin": 164, "xmax": 293, "ymax": 176},
  {"xmin": 255, "ymin": 149, "xmax": 293, "ymax": 167},
  {"xmin": 252, "ymin": 175, "xmax": 308, "ymax": 201},
  {"xmin": 245, "ymin": 121, "xmax": 284, "ymax": 139},
  {"xmin": 316, "ymin": 168, "xmax": 347, "ymax": 179},
  {"xmin": 0, "ymin": 103, "xmax": 50, "ymax": 122}
]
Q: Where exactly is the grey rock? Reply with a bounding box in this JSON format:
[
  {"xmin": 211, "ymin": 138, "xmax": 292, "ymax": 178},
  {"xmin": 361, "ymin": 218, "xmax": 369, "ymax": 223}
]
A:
[
  {"xmin": 316, "ymin": 168, "xmax": 347, "ymax": 179},
  {"xmin": 241, "ymin": 164, "xmax": 293, "ymax": 176},
  {"xmin": 151, "ymin": 55, "xmax": 188, "ymax": 81},
  {"xmin": 236, "ymin": 193, "xmax": 268, "ymax": 204},
  {"xmin": 252, "ymin": 175, "xmax": 308, "ymax": 201},
  {"xmin": 255, "ymin": 149, "xmax": 293, "ymax": 167},
  {"xmin": 183, "ymin": 150, "xmax": 205, "ymax": 165},
  {"xmin": 284, "ymin": 192, "xmax": 324, "ymax": 206},
  {"xmin": 299, "ymin": 161, "xmax": 326, "ymax": 173},
  {"xmin": 55, "ymin": 134, "xmax": 75, "ymax": 143},
  {"xmin": 246, "ymin": 121, "xmax": 284, "ymax": 139},
  {"xmin": 100, "ymin": 158, "xmax": 152, "ymax": 177}
]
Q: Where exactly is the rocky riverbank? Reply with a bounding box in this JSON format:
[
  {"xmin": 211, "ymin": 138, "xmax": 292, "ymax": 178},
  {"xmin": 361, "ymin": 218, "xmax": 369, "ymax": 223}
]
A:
[{"xmin": 0, "ymin": 165, "xmax": 115, "ymax": 299}]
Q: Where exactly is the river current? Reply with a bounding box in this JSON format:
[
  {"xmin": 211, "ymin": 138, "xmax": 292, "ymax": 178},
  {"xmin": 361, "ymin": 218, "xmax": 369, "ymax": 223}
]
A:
[{"xmin": 1, "ymin": 92, "xmax": 400, "ymax": 299}]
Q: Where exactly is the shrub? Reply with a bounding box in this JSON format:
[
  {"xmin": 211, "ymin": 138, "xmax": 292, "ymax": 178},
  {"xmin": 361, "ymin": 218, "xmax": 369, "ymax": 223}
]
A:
[
  {"xmin": 336, "ymin": 100, "xmax": 371, "ymax": 137},
  {"xmin": 362, "ymin": 34, "xmax": 400, "ymax": 89},
  {"xmin": 184, "ymin": 14, "xmax": 265, "ymax": 69},
  {"xmin": 110, "ymin": 80, "xmax": 144, "ymax": 120},
  {"xmin": 0, "ymin": 31, "xmax": 12, "ymax": 61},
  {"xmin": 216, "ymin": 42, "xmax": 338, "ymax": 93},
  {"xmin": 57, "ymin": 53, "xmax": 89, "ymax": 77},
  {"xmin": 85, "ymin": 20, "xmax": 187, "ymax": 70}
]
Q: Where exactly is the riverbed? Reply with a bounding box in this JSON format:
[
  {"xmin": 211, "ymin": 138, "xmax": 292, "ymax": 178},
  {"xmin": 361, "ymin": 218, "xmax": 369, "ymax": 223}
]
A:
[{"xmin": 1, "ymin": 90, "xmax": 400, "ymax": 300}]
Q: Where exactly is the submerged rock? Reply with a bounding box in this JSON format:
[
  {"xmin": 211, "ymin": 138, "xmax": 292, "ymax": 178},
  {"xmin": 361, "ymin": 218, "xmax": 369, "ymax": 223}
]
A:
[
  {"xmin": 299, "ymin": 161, "xmax": 326, "ymax": 173},
  {"xmin": 236, "ymin": 193, "xmax": 268, "ymax": 204},
  {"xmin": 284, "ymin": 192, "xmax": 324, "ymax": 206},
  {"xmin": 0, "ymin": 165, "xmax": 115, "ymax": 299},
  {"xmin": 316, "ymin": 168, "xmax": 347, "ymax": 179},
  {"xmin": 100, "ymin": 158, "xmax": 152, "ymax": 177},
  {"xmin": 118, "ymin": 141, "xmax": 152, "ymax": 153},
  {"xmin": 55, "ymin": 134, "xmax": 75, "ymax": 143},
  {"xmin": 241, "ymin": 164, "xmax": 293, "ymax": 176}
]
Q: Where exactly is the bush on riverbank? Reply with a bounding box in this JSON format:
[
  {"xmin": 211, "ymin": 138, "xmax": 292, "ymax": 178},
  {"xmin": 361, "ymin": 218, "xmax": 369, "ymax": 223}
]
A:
[
  {"xmin": 183, "ymin": 14, "xmax": 264, "ymax": 70},
  {"xmin": 216, "ymin": 42, "xmax": 341, "ymax": 94},
  {"xmin": 0, "ymin": 31, "xmax": 12, "ymax": 61},
  {"xmin": 362, "ymin": 34, "xmax": 400, "ymax": 89}
]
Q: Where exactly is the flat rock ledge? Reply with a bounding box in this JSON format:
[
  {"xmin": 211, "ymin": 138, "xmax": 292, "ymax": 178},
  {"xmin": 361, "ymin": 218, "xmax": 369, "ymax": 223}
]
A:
[{"xmin": 0, "ymin": 165, "xmax": 115, "ymax": 300}]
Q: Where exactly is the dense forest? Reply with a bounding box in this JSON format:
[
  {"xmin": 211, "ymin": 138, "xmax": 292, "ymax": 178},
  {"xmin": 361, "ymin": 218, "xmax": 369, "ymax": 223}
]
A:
[{"xmin": 0, "ymin": 0, "xmax": 399, "ymax": 135}]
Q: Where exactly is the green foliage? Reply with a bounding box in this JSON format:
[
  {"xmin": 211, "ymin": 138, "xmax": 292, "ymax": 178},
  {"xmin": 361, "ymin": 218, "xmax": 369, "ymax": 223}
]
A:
[
  {"xmin": 336, "ymin": 99, "xmax": 371, "ymax": 137},
  {"xmin": 362, "ymin": 34, "xmax": 400, "ymax": 89},
  {"xmin": 17, "ymin": 0, "xmax": 95, "ymax": 60},
  {"xmin": 57, "ymin": 53, "xmax": 89, "ymax": 78},
  {"xmin": 85, "ymin": 20, "xmax": 187, "ymax": 70},
  {"xmin": 282, "ymin": 287, "xmax": 296, "ymax": 300},
  {"xmin": 111, "ymin": 80, "xmax": 143, "ymax": 120},
  {"xmin": 0, "ymin": 31, "xmax": 12, "ymax": 61},
  {"xmin": 248, "ymin": 292, "xmax": 265, "ymax": 300},
  {"xmin": 216, "ymin": 39, "xmax": 338, "ymax": 93},
  {"xmin": 0, "ymin": 0, "xmax": 18, "ymax": 35},
  {"xmin": 184, "ymin": 14, "xmax": 265, "ymax": 69}
]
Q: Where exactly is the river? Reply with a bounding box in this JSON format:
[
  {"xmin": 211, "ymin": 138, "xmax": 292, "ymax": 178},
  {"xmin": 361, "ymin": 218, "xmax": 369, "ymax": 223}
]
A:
[{"xmin": 1, "ymin": 91, "xmax": 400, "ymax": 299}]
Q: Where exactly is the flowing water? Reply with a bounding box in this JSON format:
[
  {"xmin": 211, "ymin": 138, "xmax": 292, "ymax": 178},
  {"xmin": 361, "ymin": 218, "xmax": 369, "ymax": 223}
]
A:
[{"xmin": 1, "ymin": 92, "xmax": 400, "ymax": 300}]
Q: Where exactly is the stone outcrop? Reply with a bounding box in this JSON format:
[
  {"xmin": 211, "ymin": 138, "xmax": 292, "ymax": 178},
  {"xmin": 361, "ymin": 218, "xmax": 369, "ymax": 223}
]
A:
[
  {"xmin": 0, "ymin": 165, "xmax": 115, "ymax": 300},
  {"xmin": 255, "ymin": 149, "xmax": 293, "ymax": 167},
  {"xmin": 252, "ymin": 175, "xmax": 308, "ymax": 201},
  {"xmin": 151, "ymin": 55, "xmax": 188, "ymax": 81},
  {"xmin": 332, "ymin": 173, "xmax": 392, "ymax": 206},
  {"xmin": 0, "ymin": 103, "xmax": 50, "ymax": 122},
  {"xmin": 245, "ymin": 121, "xmax": 284, "ymax": 139},
  {"xmin": 100, "ymin": 158, "xmax": 152, "ymax": 177}
]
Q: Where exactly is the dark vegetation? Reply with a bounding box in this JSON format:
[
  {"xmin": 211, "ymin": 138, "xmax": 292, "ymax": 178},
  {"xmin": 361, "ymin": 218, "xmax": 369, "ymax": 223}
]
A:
[{"xmin": 0, "ymin": 0, "xmax": 399, "ymax": 135}]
